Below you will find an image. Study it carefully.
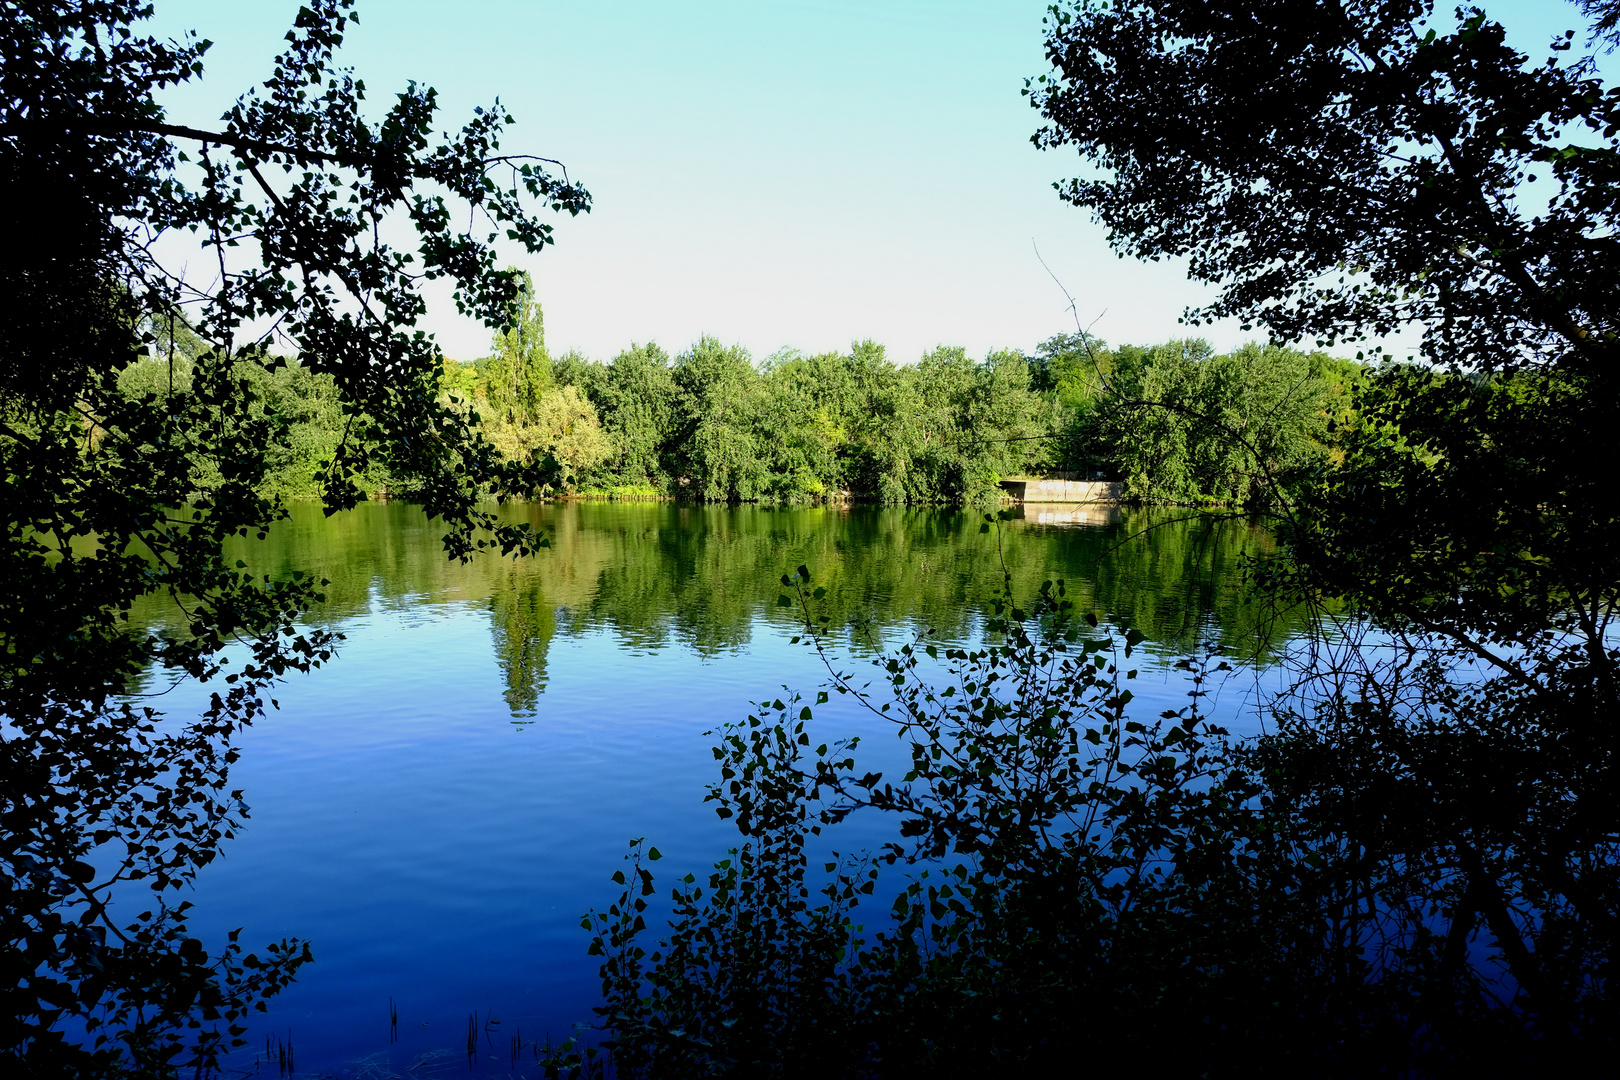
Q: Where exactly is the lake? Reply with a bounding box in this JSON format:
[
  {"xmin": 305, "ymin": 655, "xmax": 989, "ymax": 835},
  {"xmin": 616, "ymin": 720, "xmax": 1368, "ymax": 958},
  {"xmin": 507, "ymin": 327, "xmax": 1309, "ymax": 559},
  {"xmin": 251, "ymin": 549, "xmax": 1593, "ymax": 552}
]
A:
[{"xmin": 126, "ymin": 500, "xmax": 1297, "ymax": 1076}]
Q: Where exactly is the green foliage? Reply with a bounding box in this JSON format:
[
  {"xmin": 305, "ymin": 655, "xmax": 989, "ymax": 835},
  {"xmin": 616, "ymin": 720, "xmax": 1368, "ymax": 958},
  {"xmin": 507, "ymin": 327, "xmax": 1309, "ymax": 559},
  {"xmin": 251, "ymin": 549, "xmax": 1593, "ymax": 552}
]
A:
[
  {"xmin": 670, "ymin": 337, "xmax": 770, "ymax": 502},
  {"xmin": 1038, "ymin": 335, "xmax": 1345, "ymax": 504},
  {"xmin": 118, "ymin": 315, "xmax": 1352, "ymax": 510},
  {"xmin": 468, "ymin": 274, "xmax": 619, "ymax": 491},
  {"xmin": 478, "ymin": 271, "xmax": 554, "ymax": 427},
  {"xmin": 118, "ymin": 343, "xmax": 402, "ymax": 500},
  {"xmin": 533, "ymin": 386, "xmax": 612, "ymax": 481},
  {"xmin": 409, "ymin": 284, "xmax": 615, "ymax": 492},
  {"xmin": 1281, "ymin": 365, "xmax": 1616, "ymax": 634},
  {"xmin": 903, "ymin": 346, "xmax": 1053, "ymax": 504},
  {"xmin": 565, "ymin": 343, "xmax": 680, "ymax": 490},
  {"xmin": 753, "ymin": 351, "xmax": 847, "ymax": 502},
  {"xmin": 830, "ymin": 340, "xmax": 911, "ymax": 503},
  {"xmin": 554, "ymin": 337, "xmax": 1069, "ymax": 506},
  {"xmin": 1112, "ymin": 341, "xmax": 1332, "ymax": 504}
]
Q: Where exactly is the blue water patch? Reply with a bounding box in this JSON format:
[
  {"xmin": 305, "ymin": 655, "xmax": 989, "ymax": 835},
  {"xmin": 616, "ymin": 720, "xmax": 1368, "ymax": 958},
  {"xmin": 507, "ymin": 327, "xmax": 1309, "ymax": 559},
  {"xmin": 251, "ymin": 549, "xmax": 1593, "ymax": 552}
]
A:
[{"xmin": 112, "ymin": 501, "xmax": 1292, "ymax": 1073}]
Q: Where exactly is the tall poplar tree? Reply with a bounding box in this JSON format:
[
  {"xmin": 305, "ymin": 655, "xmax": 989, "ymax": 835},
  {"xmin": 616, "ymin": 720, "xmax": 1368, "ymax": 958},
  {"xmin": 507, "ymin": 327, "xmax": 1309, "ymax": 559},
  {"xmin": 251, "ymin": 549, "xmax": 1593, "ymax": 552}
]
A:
[{"xmin": 481, "ymin": 270, "xmax": 553, "ymax": 426}]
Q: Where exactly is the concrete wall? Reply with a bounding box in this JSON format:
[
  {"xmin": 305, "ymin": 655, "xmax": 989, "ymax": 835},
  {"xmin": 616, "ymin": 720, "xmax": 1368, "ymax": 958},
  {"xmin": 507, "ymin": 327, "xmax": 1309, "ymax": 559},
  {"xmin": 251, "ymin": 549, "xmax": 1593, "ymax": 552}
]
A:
[{"xmin": 998, "ymin": 479, "xmax": 1122, "ymax": 503}]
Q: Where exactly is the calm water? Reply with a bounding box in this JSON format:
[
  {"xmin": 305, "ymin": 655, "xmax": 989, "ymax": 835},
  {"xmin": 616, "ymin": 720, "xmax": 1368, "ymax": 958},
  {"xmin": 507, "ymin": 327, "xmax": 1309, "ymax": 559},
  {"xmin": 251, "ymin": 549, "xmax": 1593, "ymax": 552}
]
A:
[{"xmin": 125, "ymin": 501, "xmax": 1298, "ymax": 1075}]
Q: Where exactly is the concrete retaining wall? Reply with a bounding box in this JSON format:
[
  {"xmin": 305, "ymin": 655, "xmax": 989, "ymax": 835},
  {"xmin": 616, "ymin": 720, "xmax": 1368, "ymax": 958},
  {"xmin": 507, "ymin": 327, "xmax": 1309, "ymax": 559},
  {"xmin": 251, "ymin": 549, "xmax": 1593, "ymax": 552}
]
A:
[{"xmin": 998, "ymin": 479, "xmax": 1122, "ymax": 503}]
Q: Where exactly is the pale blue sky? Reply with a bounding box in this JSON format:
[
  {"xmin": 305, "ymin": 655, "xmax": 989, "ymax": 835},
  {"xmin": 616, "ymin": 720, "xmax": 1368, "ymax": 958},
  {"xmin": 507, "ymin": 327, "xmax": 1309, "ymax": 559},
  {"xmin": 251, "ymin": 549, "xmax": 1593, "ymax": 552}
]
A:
[{"xmin": 145, "ymin": 1, "xmax": 1602, "ymax": 365}]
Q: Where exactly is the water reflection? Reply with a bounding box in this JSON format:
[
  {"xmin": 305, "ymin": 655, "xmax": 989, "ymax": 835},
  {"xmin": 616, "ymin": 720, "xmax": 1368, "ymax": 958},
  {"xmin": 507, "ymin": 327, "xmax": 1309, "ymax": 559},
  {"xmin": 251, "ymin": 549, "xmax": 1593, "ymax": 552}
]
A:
[
  {"xmin": 1016, "ymin": 501, "xmax": 1122, "ymax": 528},
  {"xmin": 131, "ymin": 500, "xmax": 1297, "ymax": 719},
  {"xmin": 110, "ymin": 500, "xmax": 1302, "ymax": 1072},
  {"xmin": 491, "ymin": 573, "xmax": 556, "ymax": 721}
]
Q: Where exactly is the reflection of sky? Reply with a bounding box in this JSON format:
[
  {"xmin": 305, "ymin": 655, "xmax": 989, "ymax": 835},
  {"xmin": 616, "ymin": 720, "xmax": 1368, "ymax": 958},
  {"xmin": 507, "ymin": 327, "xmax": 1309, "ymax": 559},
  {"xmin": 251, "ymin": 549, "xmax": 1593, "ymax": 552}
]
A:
[{"xmin": 131, "ymin": 549, "xmax": 1290, "ymax": 1073}]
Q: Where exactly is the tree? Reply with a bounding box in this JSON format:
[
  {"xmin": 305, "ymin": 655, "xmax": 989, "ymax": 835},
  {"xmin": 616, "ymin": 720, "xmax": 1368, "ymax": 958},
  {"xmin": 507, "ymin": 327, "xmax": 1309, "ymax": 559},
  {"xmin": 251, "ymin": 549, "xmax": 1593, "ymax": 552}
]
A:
[
  {"xmin": 1030, "ymin": 0, "xmax": 1617, "ymax": 372},
  {"xmin": 540, "ymin": 4, "xmax": 1620, "ymax": 1076},
  {"xmin": 833, "ymin": 339, "xmax": 915, "ymax": 504},
  {"xmin": 475, "ymin": 279, "xmax": 610, "ymax": 488},
  {"xmin": 479, "ymin": 270, "xmax": 554, "ymax": 427},
  {"xmin": 1096, "ymin": 340, "xmax": 1333, "ymax": 504},
  {"xmin": 1031, "ymin": 0, "xmax": 1620, "ymax": 1065},
  {"xmin": 0, "ymin": 1, "xmax": 588, "ymax": 1073},
  {"xmin": 562, "ymin": 343, "xmax": 680, "ymax": 491},
  {"xmin": 754, "ymin": 350, "xmax": 852, "ymax": 501},
  {"xmin": 904, "ymin": 346, "xmax": 1050, "ymax": 504},
  {"xmin": 531, "ymin": 385, "xmax": 611, "ymax": 484},
  {"xmin": 669, "ymin": 336, "xmax": 766, "ymax": 502}
]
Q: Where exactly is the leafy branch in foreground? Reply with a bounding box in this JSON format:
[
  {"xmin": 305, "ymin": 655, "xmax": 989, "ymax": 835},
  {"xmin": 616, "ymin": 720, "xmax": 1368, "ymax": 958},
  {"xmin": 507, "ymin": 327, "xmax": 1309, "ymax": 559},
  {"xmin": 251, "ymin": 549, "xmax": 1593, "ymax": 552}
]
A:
[
  {"xmin": 1031, "ymin": 0, "xmax": 1617, "ymax": 371},
  {"xmin": 2, "ymin": 0, "xmax": 586, "ymax": 1073},
  {"xmin": 556, "ymin": 546, "xmax": 1329, "ymax": 1078}
]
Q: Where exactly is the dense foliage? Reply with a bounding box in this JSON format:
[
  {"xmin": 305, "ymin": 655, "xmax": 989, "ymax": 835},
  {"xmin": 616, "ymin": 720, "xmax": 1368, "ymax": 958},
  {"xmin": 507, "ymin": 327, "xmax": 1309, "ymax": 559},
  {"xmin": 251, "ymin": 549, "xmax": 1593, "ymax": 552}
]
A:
[
  {"xmin": 1030, "ymin": 0, "xmax": 1619, "ymax": 370},
  {"xmin": 251, "ymin": 322, "xmax": 1354, "ymax": 506},
  {"xmin": 560, "ymin": 571, "xmax": 1407, "ymax": 1078},
  {"xmin": 10, "ymin": 0, "xmax": 1618, "ymax": 1074},
  {"xmin": 0, "ymin": 1, "xmax": 586, "ymax": 1074},
  {"xmin": 1034, "ymin": 333, "xmax": 1360, "ymax": 503},
  {"xmin": 1035, "ymin": 12, "xmax": 1620, "ymax": 1068}
]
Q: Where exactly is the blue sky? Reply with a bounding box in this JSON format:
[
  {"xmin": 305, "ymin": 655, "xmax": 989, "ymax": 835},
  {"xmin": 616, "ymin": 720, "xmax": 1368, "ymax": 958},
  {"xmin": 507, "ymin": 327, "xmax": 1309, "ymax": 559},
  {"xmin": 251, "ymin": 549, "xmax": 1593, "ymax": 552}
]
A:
[{"xmin": 145, "ymin": 0, "xmax": 1604, "ymax": 365}]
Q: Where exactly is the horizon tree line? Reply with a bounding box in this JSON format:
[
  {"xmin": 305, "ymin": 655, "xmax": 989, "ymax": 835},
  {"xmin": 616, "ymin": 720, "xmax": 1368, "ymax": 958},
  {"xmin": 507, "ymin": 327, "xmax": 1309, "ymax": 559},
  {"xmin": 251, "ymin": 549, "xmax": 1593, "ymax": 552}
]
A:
[{"xmin": 120, "ymin": 272, "xmax": 1360, "ymax": 507}]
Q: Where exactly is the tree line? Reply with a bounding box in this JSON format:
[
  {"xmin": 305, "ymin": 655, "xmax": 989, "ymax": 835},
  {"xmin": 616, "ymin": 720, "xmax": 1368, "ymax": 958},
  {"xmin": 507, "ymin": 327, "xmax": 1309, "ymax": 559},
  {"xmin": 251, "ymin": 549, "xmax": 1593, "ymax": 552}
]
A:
[
  {"xmin": 452, "ymin": 280, "xmax": 1364, "ymax": 505},
  {"xmin": 123, "ymin": 273, "xmax": 1360, "ymax": 507}
]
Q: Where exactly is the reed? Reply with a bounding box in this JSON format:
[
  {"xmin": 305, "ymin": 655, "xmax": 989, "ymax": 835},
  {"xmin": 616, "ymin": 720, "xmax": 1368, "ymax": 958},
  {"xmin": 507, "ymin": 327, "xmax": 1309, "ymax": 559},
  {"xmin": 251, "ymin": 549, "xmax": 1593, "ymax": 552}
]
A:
[{"xmin": 264, "ymin": 1030, "xmax": 294, "ymax": 1079}]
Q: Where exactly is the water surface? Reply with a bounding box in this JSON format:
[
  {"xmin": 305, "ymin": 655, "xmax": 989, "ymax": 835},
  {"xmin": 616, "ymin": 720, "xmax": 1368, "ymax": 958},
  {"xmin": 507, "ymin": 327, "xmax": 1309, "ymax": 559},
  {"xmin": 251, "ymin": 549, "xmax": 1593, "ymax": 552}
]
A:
[{"xmin": 126, "ymin": 500, "xmax": 1296, "ymax": 1074}]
